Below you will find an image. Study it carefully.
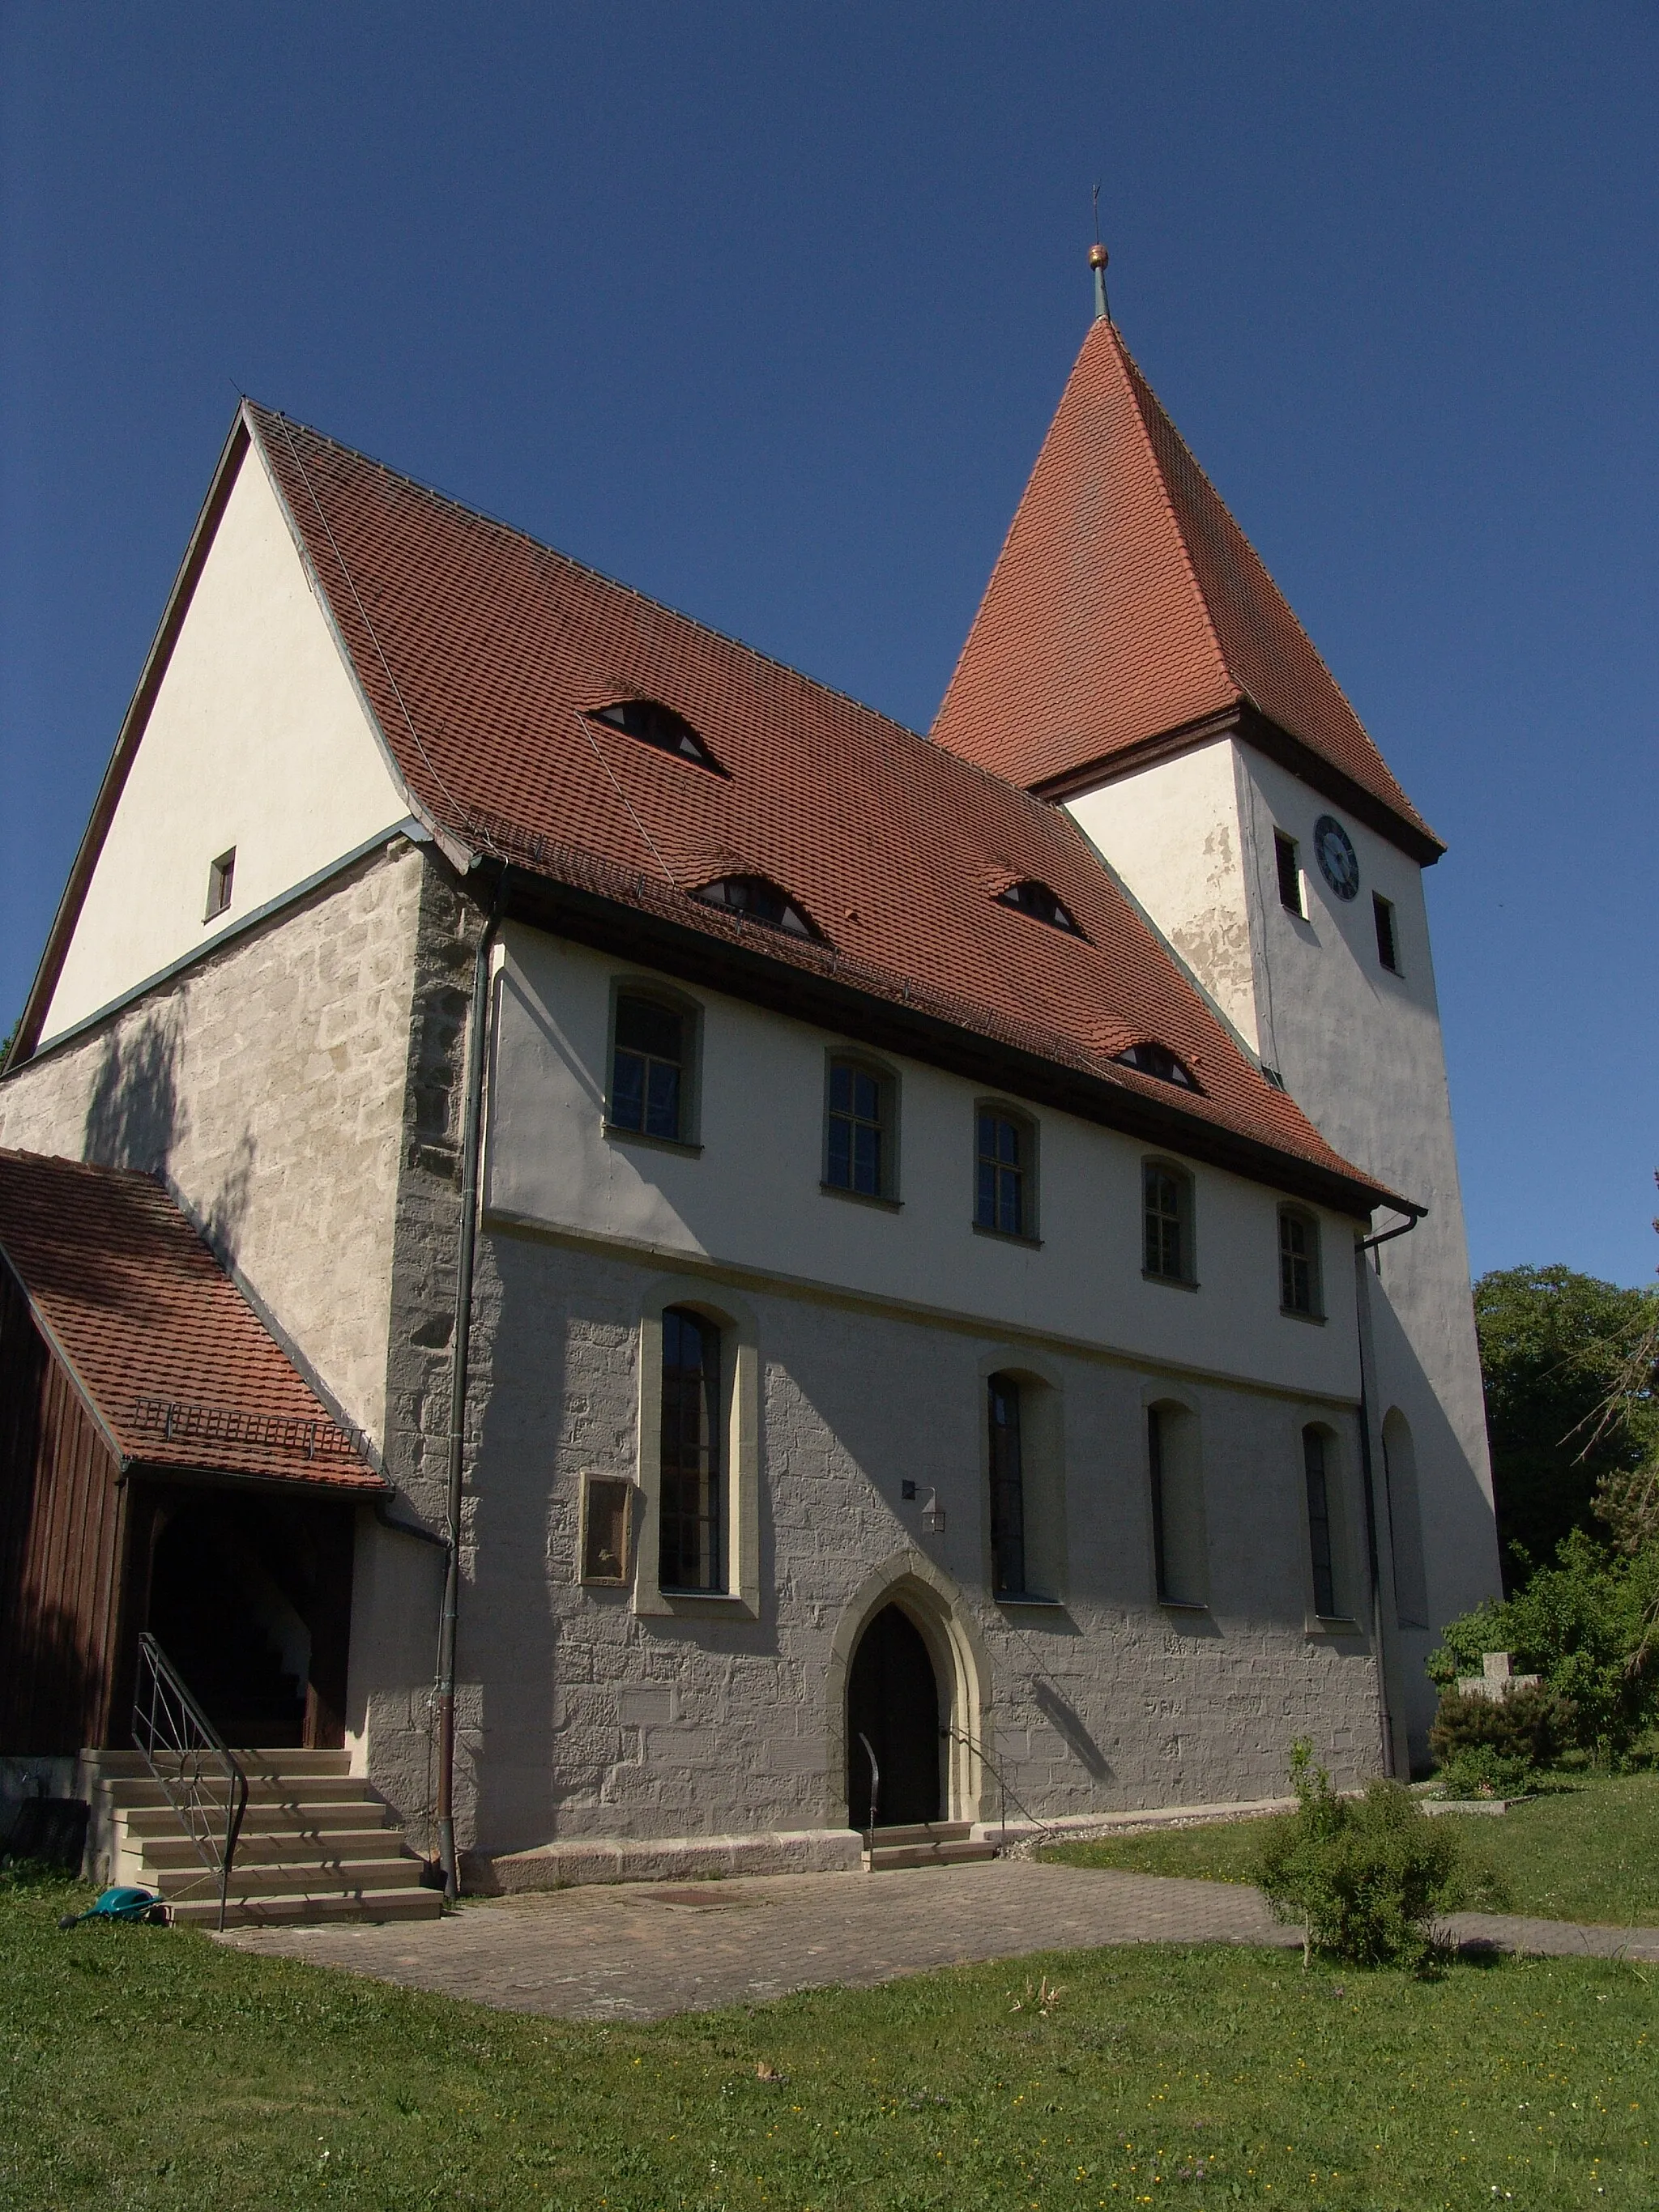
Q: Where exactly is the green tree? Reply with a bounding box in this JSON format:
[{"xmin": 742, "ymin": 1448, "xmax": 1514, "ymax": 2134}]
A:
[{"xmin": 1475, "ymin": 1264, "xmax": 1659, "ymax": 1587}]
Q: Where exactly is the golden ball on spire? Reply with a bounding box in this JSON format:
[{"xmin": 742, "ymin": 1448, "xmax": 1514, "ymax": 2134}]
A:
[{"xmin": 1088, "ymin": 241, "xmax": 1110, "ymax": 270}]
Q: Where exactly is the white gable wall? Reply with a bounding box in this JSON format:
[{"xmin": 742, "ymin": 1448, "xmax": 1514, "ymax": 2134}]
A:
[{"xmin": 41, "ymin": 442, "xmax": 410, "ymax": 1043}]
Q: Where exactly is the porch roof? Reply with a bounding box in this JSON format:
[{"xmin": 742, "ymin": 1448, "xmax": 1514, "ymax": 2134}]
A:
[{"xmin": 0, "ymin": 1149, "xmax": 386, "ymax": 1493}]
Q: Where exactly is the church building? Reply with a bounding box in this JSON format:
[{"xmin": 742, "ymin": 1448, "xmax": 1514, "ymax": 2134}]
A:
[{"xmin": 0, "ymin": 266, "xmax": 1500, "ymax": 1901}]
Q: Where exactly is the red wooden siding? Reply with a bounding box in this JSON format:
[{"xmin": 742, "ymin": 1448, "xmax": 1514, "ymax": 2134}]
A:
[{"xmin": 0, "ymin": 1262, "xmax": 129, "ymax": 1754}]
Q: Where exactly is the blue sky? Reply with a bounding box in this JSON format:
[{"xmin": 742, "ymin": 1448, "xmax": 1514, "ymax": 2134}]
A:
[{"xmin": 2, "ymin": 3, "xmax": 1654, "ymax": 1287}]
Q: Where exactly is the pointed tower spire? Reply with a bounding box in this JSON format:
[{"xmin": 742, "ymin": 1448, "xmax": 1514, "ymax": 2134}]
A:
[
  {"xmin": 1090, "ymin": 186, "xmax": 1110, "ymax": 321},
  {"xmin": 930, "ymin": 318, "xmax": 1440, "ymax": 861}
]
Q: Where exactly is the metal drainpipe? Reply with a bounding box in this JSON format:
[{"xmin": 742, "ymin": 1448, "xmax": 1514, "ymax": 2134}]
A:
[
  {"xmin": 434, "ymin": 872, "xmax": 505, "ymax": 1899},
  {"xmin": 1351, "ymin": 1209, "xmax": 1423, "ymax": 1780}
]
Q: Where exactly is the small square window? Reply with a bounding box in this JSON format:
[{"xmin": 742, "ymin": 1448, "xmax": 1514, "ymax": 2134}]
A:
[
  {"xmin": 581, "ymin": 1477, "xmax": 633, "ymax": 1583},
  {"xmin": 1373, "ymin": 893, "xmax": 1400, "ymax": 974},
  {"xmin": 205, "ymin": 847, "xmax": 235, "ymax": 921},
  {"xmin": 1274, "ymin": 831, "xmax": 1303, "ymax": 918}
]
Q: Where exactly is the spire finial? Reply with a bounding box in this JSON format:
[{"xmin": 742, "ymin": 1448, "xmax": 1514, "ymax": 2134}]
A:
[{"xmin": 1089, "ymin": 184, "xmax": 1110, "ymax": 322}]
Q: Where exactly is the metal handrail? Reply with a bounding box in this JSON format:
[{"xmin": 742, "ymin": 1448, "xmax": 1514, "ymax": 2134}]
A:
[
  {"xmin": 940, "ymin": 1722, "xmax": 1056, "ymax": 1850},
  {"xmin": 857, "ymin": 1731, "xmax": 881, "ymax": 1856},
  {"xmin": 131, "ymin": 1633, "xmax": 248, "ymax": 1932}
]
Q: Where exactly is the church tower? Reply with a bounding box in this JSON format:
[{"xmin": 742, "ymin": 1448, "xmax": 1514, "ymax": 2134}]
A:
[{"xmin": 932, "ymin": 263, "xmax": 1501, "ymax": 1753}]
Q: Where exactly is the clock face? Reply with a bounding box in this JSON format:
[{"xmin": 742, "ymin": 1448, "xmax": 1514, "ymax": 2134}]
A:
[{"xmin": 1313, "ymin": 816, "xmax": 1360, "ymax": 901}]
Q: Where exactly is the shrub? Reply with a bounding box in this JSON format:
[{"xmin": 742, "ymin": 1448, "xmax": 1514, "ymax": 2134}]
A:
[
  {"xmin": 1431, "ymin": 1744, "xmax": 1535, "ymax": 1801},
  {"xmin": 1427, "ymin": 1530, "xmax": 1659, "ymax": 1760},
  {"xmin": 1427, "ymin": 1682, "xmax": 1574, "ymax": 1776},
  {"xmin": 1252, "ymin": 1742, "xmax": 1495, "ymax": 1969}
]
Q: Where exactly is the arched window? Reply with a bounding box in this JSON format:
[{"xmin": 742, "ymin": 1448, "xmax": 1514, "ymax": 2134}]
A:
[
  {"xmin": 693, "ymin": 875, "xmax": 818, "ymax": 938},
  {"xmin": 1278, "ymin": 1206, "xmax": 1323, "ymax": 1318},
  {"xmin": 1303, "ymin": 1426, "xmax": 1339, "ymax": 1620},
  {"xmin": 1143, "ymin": 1161, "xmax": 1196, "ymax": 1285},
  {"xmin": 1382, "ymin": 1409, "xmax": 1430, "ymax": 1630},
  {"xmin": 609, "ymin": 989, "xmax": 695, "ymax": 1144},
  {"xmin": 590, "ymin": 697, "xmax": 719, "ymax": 770},
  {"xmin": 1147, "ymin": 1400, "xmax": 1208, "ymax": 1607},
  {"xmin": 824, "ymin": 1055, "xmax": 898, "ymax": 1202},
  {"xmin": 659, "ymin": 1307, "xmax": 723, "ymax": 1592},
  {"xmin": 987, "ymin": 1375, "xmax": 1026, "ymax": 1598},
  {"xmin": 976, "ymin": 1105, "xmax": 1038, "ymax": 1240}
]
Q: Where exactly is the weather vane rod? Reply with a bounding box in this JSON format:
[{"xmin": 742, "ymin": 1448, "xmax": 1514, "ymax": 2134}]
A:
[{"xmin": 1090, "ymin": 183, "xmax": 1110, "ymax": 322}]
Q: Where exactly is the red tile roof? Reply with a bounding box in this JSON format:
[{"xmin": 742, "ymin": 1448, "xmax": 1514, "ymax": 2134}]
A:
[
  {"xmin": 929, "ymin": 319, "xmax": 1439, "ymax": 856},
  {"xmin": 0, "ymin": 1150, "xmax": 384, "ymax": 1491},
  {"xmin": 245, "ymin": 402, "xmax": 1401, "ymax": 1213}
]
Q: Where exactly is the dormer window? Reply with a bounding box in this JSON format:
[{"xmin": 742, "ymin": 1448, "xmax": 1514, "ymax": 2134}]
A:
[
  {"xmin": 693, "ymin": 875, "xmax": 818, "ymax": 939},
  {"xmin": 591, "ymin": 697, "xmax": 719, "ymax": 770},
  {"xmin": 1115, "ymin": 1042, "xmax": 1200, "ymax": 1092},
  {"xmin": 996, "ymin": 880, "xmax": 1082, "ymax": 935}
]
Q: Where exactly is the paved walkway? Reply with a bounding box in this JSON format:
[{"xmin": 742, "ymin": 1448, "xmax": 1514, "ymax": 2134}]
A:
[{"xmin": 220, "ymin": 1860, "xmax": 1659, "ymax": 2022}]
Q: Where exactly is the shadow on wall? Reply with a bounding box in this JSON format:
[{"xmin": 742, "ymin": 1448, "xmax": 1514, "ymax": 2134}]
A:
[
  {"xmin": 79, "ymin": 1005, "xmax": 257, "ymax": 1266},
  {"xmin": 1030, "ymin": 1675, "xmax": 1112, "ymax": 1780}
]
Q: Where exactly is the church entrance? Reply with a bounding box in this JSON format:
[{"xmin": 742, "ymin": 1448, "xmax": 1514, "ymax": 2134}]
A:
[
  {"xmin": 139, "ymin": 1490, "xmax": 355, "ymax": 1749},
  {"xmin": 846, "ymin": 1602, "xmax": 942, "ymax": 1830}
]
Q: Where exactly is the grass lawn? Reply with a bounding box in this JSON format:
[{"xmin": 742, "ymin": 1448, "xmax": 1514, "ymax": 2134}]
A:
[
  {"xmin": 2, "ymin": 1866, "xmax": 1655, "ymax": 2210},
  {"xmin": 1040, "ymin": 1771, "xmax": 1659, "ymax": 1928}
]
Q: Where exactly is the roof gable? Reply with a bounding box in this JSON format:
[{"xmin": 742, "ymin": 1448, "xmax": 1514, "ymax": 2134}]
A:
[
  {"xmin": 929, "ymin": 319, "xmax": 1440, "ymax": 859},
  {"xmin": 0, "ymin": 1149, "xmax": 382, "ymax": 1491},
  {"xmin": 244, "ymin": 403, "xmax": 1396, "ymax": 1212}
]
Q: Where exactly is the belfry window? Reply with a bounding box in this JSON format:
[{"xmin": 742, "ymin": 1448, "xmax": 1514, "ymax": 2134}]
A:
[
  {"xmin": 591, "ymin": 697, "xmax": 719, "ymax": 770},
  {"xmin": 1274, "ymin": 831, "xmax": 1304, "ymax": 918},
  {"xmin": 659, "ymin": 1307, "xmax": 723, "ymax": 1592},
  {"xmin": 996, "ymin": 880, "xmax": 1083, "ymax": 935},
  {"xmin": 693, "ymin": 875, "xmax": 817, "ymax": 938},
  {"xmin": 1373, "ymin": 893, "xmax": 1401, "ymax": 974}
]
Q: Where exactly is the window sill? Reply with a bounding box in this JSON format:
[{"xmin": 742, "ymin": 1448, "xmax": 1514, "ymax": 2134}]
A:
[
  {"xmin": 604, "ymin": 1123, "xmax": 703, "ymax": 1158},
  {"xmin": 820, "ymin": 1182, "xmax": 902, "ymax": 1213},
  {"xmin": 654, "ymin": 1586, "xmax": 756, "ymax": 1618},
  {"xmin": 972, "ymin": 1222, "xmax": 1043, "ymax": 1250},
  {"xmin": 1142, "ymin": 1268, "xmax": 1199, "ymax": 1292},
  {"xmin": 1158, "ymin": 1597, "xmax": 1210, "ymax": 1615},
  {"xmin": 1305, "ymin": 1613, "xmax": 1363, "ymax": 1638},
  {"xmin": 996, "ymin": 1592, "xmax": 1064, "ymax": 1609},
  {"xmin": 1279, "ymin": 1305, "xmax": 1327, "ymax": 1326}
]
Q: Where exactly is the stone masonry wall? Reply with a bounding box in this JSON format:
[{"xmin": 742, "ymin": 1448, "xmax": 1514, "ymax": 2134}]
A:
[
  {"xmin": 407, "ymin": 1224, "xmax": 1384, "ymax": 1862},
  {"xmin": 0, "ymin": 842, "xmax": 425, "ymax": 1443}
]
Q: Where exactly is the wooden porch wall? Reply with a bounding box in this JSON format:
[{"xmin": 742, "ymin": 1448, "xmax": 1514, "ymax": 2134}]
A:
[{"xmin": 0, "ymin": 1264, "xmax": 128, "ymax": 1754}]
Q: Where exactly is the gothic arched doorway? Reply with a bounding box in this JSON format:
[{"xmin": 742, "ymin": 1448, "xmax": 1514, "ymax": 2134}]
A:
[{"xmin": 846, "ymin": 1602, "xmax": 941, "ymax": 1830}]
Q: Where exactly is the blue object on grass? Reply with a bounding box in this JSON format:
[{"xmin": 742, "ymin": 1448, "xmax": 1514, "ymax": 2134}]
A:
[{"xmin": 58, "ymin": 1885, "xmax": 165, "ymax": 1929}]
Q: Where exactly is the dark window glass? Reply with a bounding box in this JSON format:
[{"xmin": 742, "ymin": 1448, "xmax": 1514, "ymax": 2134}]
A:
[
  {"xmin": 1275, "ymin": 832, "xmax": 1303, "ymax": 917},
  {"xmin": 976, "ymin": 1111, "xmax": 1026, "ymax": 1237},
  {"xmin": 1115, "ymin": 1041, "xmax": 1199, "ymax": 1091},
  {"xmin": 660, "ymin": 1307, "xmax": 723, "ymax": 1591},
  {"xmin": 1144, "ymin": 1165, "xmax": 1186, "ymax": 1281},
  {"xmin": 1374, "ymin": 893, "xmax": 1400, "ymax": 973},
  {"xmin": 592, "ymin": 697, "xmax": 718, "ymax": 769},
  {"xmin": 1147, "ymin": 1406, "xmax": 1170, "ymax": 1600},
  {"xmin": 987, "ymin": 1375, "xmax": 1026, "ymax": 1597},
  {"xmin": 693, "ymin": 876, "xmax": 817, "ymax": 938},
  {"xmin": 612, "ymin": 995, "xmax": 684, "ymax": 1141},
  {"xmin": 996, "ymin": 880, "xmax": 1082, "ymax": 935},
  {"xmin": 1303, "ymin": 1427, "xmax": 1337, "ymax": 1617},
  {"xmin": 1280, "ymin": 1209, "xmax": 1317, "ymax": 1314},
  {"xmin": 827, "ymin": 1060, "xmax": 885, "ymax": 1196}
]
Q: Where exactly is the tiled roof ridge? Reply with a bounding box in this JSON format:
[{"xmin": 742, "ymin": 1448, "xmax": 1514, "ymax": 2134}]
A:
[
  {"xmin": 244, "ymin": 402, "xmax": 927, "ymax": 751},
  {"xmin": 1112, "ymin": 338, "xmax": 1426, "ymax": 830}
]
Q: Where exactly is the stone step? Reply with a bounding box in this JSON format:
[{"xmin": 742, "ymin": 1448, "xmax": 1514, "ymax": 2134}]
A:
[
  {"xmin": 98, "ymin": 1774, "xmax": 381, "ymax": 1811},
  {"xmin": 86, "ymin": 1748, "xmax": 352, "ymax": 1780},
  {"xmin": 864, "ymin": 1822, "xmax": 972, "ymax": 1848},
  {"xmin": 864, "ymin": 1838, "xmax": 999, "ymax": 1872},
  {"xmin": 148, "ymin": 1854, "xmax": 426, "ymax": 1901},
  {"xmin": 121, "ymin": 1797, "xmax": 391, "ymax": 1839},
  {"xmin": 170, "ymin": 1885, "xmax": 444, "ymax": 1928},
  {"xmin": 134, "ymin": 1826, "xmax": 403, "ymax": 1870}
]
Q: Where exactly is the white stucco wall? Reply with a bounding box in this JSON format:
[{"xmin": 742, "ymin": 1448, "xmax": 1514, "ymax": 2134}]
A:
[
  {"xmin": 483, "ymin": 927, "xmax": 1363, "ymax": 1404},
  {"xmin": 42, "ymin": 442, "xmax": 409, "ymax": 1042},
  {"xmin": 1064, "ymin": 739, "xmax": 1501, "ymax": 1750}
]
